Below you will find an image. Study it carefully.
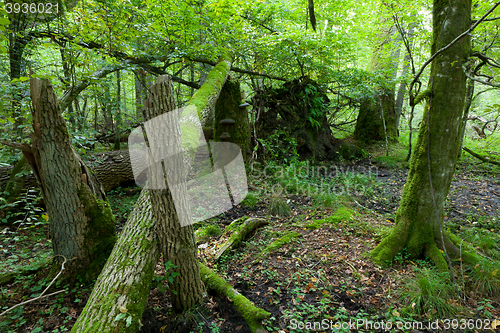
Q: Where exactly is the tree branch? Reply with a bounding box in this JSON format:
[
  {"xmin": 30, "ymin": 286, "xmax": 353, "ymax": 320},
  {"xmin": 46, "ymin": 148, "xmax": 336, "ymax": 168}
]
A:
[{"xmin": 409, "ymin": 0, "xmax": 500, "ymax": 105}]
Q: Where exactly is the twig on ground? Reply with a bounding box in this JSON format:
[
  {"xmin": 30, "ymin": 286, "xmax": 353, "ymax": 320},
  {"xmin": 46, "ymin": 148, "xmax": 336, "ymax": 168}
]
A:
[{"xmin": 0, "ymin": 255, "xmax": 69, "ymax": 318}]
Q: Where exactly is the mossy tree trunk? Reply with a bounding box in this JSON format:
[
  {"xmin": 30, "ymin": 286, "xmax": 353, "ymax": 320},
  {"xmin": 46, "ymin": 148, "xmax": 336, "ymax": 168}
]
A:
[
  {"xmin": 371, "ymin": 0, "xmax": 472, "ymax": 270},
  {"xmin": 27, "ymin": 78, "xmax": 117, "ymax": 282},
  {"xmin": 213, "ymin": 78, "xmax": 251, "ymax": 161},
  {"xmin": 72, "ymin": 57, "xmax": 232, "ymax": 333},
  {"xmin": 354, "ymin": 17, "xmax": 399, "ymax": 144}
]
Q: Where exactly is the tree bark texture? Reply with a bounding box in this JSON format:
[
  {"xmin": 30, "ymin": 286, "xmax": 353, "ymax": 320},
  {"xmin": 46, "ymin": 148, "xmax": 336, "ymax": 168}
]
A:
[
  {"xmin": 143, "ymin": 75, "xmax": 204, "ymax": 312},
  {"xmin": 27, "ymin": 78, "xmax": 117, "ymax": 282},
  {"xmin": 214, "ymin": 78, "xmax": 251, "ymax": 162},
  {"xmin": 1, "ymin": 150, "xmax": 142, "ymax": 195},
  {"xmin": 71, "ymin": 191, "xmax": 159, "ymax": 333},
  {"xmin": 371, "ymin": 0, "xmax": 472, "ymax": 269},
  {"xmin": 72, "ymin": 57, "xmax": 232, "ymax": 332}
]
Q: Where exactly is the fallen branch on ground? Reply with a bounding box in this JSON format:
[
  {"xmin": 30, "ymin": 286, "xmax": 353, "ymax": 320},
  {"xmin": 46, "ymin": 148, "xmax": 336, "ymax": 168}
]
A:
[{"xmin": 463, "ymin": 147, "xmax": 500, "ymax": 166}]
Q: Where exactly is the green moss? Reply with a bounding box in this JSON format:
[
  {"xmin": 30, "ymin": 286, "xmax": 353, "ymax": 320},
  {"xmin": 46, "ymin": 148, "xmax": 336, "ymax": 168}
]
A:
[
  {"xmin": 261, "ymin": 231, "xmax": 301, "ymax": 255},
  {"xmin": 189, "ymin": 59, "xmax": 230, "ymax": 120},
  {"xmin": 71, "ymin": 195, "xmax": 158, "ymax": 333},
  {"xmin": 241, "ymin": 192, "xmax": 260, "ymax": 208},
  {"xmin": 412, "ymin": 89, "xmax": 431, "ymax": 106},
  {"xmin": 195, "ymin": 224, "xmax": 221, "ymax": 243},
  {"xmin": 304, "ymin": 206, "xmax": 356, "ymax": 229},
  {"xmin": 200, "ymin": 262, "xmax": 270, "ymax": 333},
  {"xmin": 78, "ymin": 186, "xmax": 117, "ymax": 282}
]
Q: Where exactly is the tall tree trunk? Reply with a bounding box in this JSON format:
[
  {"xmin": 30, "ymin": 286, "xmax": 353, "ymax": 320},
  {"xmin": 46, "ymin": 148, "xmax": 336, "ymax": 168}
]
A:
[
  {"xmin": 8, "ymin": 24, "xmax": 27, "ymax": 140},
  {"xmin": 371, "ymin": 0, "xmax": 473, "ymax": 269},
  {"xmin": 27, "ymin": 78, "xmax": 117, "ymax": 282},
  {"xmin": 395, "ymin": 25, "xmax": 415, "ymax": 129},
  {"xmin": 72, "ymin": 57, "xmax": 232, "ymax": 333},
  {"xmin": 114, "ymin": 70, "xmax": 122, "ymax": 150},
  {"xmin": 354, "ymin": 21, "xmax": 400, "ymax": 144},
  {"xmin": 60, "ymin": 45, "xmax": 76, "ymax": 129}
]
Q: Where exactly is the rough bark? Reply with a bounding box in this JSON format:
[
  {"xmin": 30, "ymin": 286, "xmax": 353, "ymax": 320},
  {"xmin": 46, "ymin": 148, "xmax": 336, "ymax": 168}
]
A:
[
  {"xmin": 71, "ymin": 191, "xmax": 159, "ymax": 332},
  {"xmin": 199, "ymin": 263, "xmax": 271, "ymax": 333},
  {"xmin": 214, "ymin": 78, "xmax": 251, "ymax": 161},
  {"xmin": 371, "ymin": 0, "xmax": 473, "ymax": 269},
  {"xmin": 27, "ymin": 78, "xmax": 117, "ymax": 282},
  {"xmin": 72, "ymin": 57, "xmax": 232, "ymax": 332},
  {"xmin": 143, "ymin": 75, "xmax": 204, "ymax": 312}
]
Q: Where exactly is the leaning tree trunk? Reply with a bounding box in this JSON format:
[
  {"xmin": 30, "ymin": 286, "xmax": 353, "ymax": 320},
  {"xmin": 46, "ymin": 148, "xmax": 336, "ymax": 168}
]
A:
[
  {"xmin": 26, "ymin": 78, "xmax": 117, "ymax": 282},
  {"xmin": 371, "ymin": 0, "xmax": 473, "ymax": 270},
  {"xmin": 71, "ymin": 57, "xmax": 232, "ymax": 333},
  {"xmin": 143, "ymin": 75, "xmax": 204, "ymax": 312}
]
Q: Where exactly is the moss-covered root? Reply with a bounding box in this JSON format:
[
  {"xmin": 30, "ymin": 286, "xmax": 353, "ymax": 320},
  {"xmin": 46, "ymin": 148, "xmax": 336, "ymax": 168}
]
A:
[
  {"xmin": 214, "ymin": 217, "xmax": 268, "ymax": 261},
  {"xmin": 199, "ymin": 263, "xmax": 271, "ymax": 333},
  {"xmin": 253, "ymin": 231, "xmax": 302, "ymax": 264}
]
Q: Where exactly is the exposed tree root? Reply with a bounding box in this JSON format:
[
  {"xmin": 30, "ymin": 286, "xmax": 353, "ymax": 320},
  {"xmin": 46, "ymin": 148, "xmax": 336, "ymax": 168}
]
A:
[
  {"xmin": 199, "ymin": 263, "xmax": 271, "ymax": 333},
  {"xmin": 214, "ymin": 217, "xmax": 267, "ymax": 261}
]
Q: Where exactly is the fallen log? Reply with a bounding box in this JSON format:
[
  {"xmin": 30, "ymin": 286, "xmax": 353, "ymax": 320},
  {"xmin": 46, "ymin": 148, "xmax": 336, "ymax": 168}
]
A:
[
  {"xmin": 199, "ymin": 262, "xmax": 271, "ymax": 333},
  {"xmin": 463, "ymin": 147, "xmax": 500, "ymax": 166},
  {"xmin": 0, "ymin": 149, "xmax": 143, "ymax": 194},
  {"xmin": 214, "ymin": 217, "xmax": 267, "ymax": 261}
]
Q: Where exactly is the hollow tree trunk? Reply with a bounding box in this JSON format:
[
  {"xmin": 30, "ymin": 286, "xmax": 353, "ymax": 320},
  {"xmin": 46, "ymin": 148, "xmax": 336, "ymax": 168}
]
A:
[
  {"xmin": 71, "ymin": 57, "xmax": 232, "ymax": 333},
  {"xmin": 371, "ymin": 0, "xmax": 473, "ymax": 269},
  {"xmin": 27, "ymin": 78, "xmax": 117, "ymax": 282}
]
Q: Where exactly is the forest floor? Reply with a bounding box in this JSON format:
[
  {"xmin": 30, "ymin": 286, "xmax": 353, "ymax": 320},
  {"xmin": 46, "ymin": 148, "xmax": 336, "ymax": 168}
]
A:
[{"xmin": 1, "ymin": 152, "xmax": 500, "ymax": 332}]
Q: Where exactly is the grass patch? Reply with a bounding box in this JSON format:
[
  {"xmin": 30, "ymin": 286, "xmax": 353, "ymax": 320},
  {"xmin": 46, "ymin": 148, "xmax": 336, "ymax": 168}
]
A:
[
  {"xmin": 401, "ymin": 268, "xmax": 460, "ymax": 319},
  {"xmin": 267, "ymin": 195, "xmax": 291, "ymax": 217}
]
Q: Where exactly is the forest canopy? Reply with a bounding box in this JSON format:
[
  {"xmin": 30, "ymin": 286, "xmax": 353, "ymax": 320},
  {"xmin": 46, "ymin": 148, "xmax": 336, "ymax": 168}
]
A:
[{"xmin": 1, "ymin": 0, "xmax": 500, "ymax": 332}]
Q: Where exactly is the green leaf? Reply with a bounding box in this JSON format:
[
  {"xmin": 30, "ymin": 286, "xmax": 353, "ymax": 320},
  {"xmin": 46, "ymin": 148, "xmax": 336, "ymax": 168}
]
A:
[
  {"xmin": 126, "ymin": 315, "xmax": 132, "ymax": 327},
  {"xmin": 114, "ymin": 313, "xmax": 127, "ymax": 321}
]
